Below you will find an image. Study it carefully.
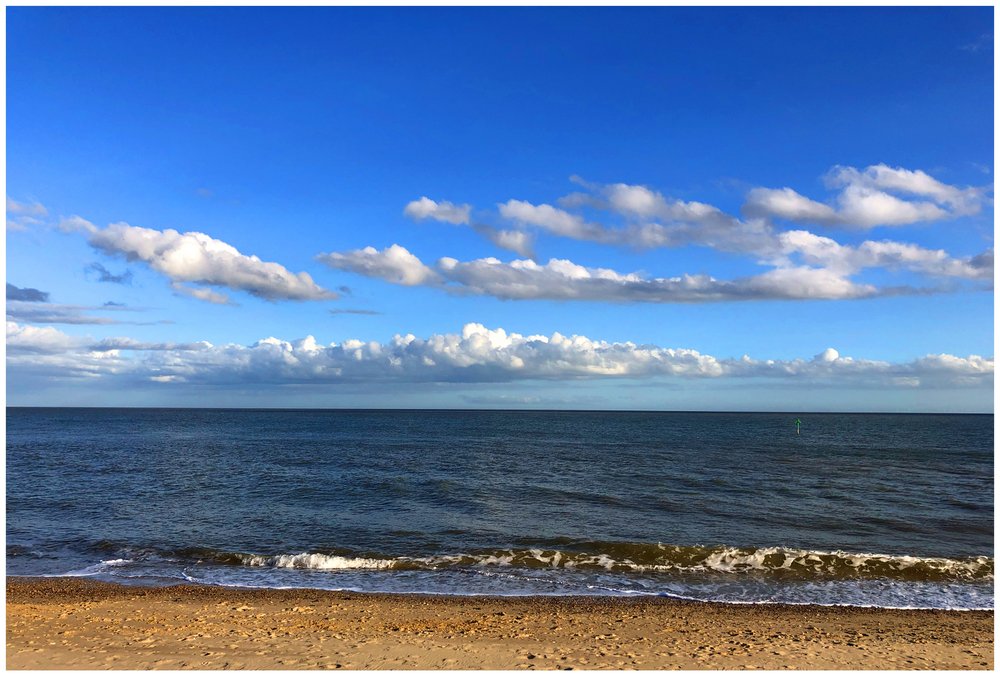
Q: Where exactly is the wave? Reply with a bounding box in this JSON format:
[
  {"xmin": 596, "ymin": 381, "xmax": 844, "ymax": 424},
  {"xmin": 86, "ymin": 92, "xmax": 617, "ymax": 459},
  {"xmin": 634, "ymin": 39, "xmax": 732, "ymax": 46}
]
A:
[
  {"xmin": 238, "ymin": 553, "xmax": 397, "ymax": 570},
  {"xmin": 179, "ymin": 543, "xmax": 992, "ymax": 583}
]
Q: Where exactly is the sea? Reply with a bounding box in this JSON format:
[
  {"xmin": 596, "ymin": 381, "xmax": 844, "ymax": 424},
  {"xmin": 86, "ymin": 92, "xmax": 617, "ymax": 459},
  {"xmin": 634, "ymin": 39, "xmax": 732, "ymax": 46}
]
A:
[{"xmin": 6, "ymin": 408, "xmax": 994, "ymax": 610}]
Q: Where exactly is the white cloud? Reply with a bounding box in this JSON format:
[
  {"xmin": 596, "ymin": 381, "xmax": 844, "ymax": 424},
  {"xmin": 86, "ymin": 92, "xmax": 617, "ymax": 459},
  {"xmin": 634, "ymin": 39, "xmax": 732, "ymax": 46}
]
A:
[
  {"xmin": 835, "ymin": 184, "xmax": 947, "ymax": 227},
  {"xmin": 6, "ymin": 321, "xmax": 83, "ymax": 354},
  {"xmin": 744, "ymin": 187, "xmax": 838, "ymax": 224},
  {"xmin": 604, "ymin": 183, "xmax": 664, "ymax": 218},
  {"xmin": 494, "ymin": 179, "xmax": 991, "ymax": 282},
  {"xmin": 6, "ymin": 321, "xmax": 992, "ymax": 389},
  {"xmin": 6, "ymin": 197, "xmax": 48, "ymax": 231},
  {"xmin": 737, "ymin": 266, "xmax": 875, "ymax": 300},
  {"xmin": 327, "ymin": 170, "xmax": 993, "ymax": 306},
  {"xmin": 828, "ymin": 164, "xmax": 986, "ymax": 215},
  {"xmin": 505, "ymin": 190, "xmax": 780, "ymax": 256},
  {"xmin": 746, "ymin": 185, "xmax": 943, "ymax": 228},
  {"xmin": 171, "ymin": 283, "xmax": 234, "ymax": 305},
  {"xmin": 499, "ymin": 199, "xmax": 608, "ymax": 241},
  {"xmin": 403, "ymin": 197, "xmax": 471, "ymax": 225},
  {"xmin": 602, "ymin": 182, "xmax": 733, "ymax": 226},
  {"xmin": 58, "ymin": 215, "xmax": 98, "ymax": 234},
  {"xmin": 403, "ymin": 197, "xmax": 533, "ymax": 256},
  {"xmin": 321, "ymin": 244, "xmax": 878, "ymax": 302},
  {"xmin": 32, "ymin": 202, "xmax": 337, "ymax": 303},
  {"xmin": 745, "ymin": 164, "xmax": 989, "ymax": 229},
  {"xmin": 5, "ymin": 322, "xmax": 135, "ymax": 379},
  {"xmin": 779, "ymin": 230, "xmax": 994, "ymax": 280},
  {"xmin": 89, "ymin": 222, "xmax": 336, "ymax": 302},
  {"xmin": 471, "ymin": 224, "xmax": 536, "ymax": 258},
  {"xmin": 854, "ymin": 241, "xmax": 993, "ymax": 279},
  {"xmin": 816, "ymin": 347, "xmax": 840, "ymax": 363},
  {"xmin": 318, "ymin": 244, "xmax": 441, "ymax": 286}
]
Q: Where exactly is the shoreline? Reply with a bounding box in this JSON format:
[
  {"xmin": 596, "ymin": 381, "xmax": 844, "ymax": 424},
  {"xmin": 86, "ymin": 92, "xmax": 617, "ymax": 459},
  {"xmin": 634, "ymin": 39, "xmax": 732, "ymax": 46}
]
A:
[
  {"xmin": 7, "ymin": 576, "xmax": 993, "ymax": 670},
  {"xmin": 5, "ymin": 573, "xmax": 994, "ymax": 612}
]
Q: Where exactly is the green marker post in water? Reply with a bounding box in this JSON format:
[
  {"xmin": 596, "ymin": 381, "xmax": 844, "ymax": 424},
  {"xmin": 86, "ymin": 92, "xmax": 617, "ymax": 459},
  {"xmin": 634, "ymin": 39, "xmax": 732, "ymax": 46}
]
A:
[{"xmin": 794, "ymin": 418, "xmax": 802, "ymax": 435}]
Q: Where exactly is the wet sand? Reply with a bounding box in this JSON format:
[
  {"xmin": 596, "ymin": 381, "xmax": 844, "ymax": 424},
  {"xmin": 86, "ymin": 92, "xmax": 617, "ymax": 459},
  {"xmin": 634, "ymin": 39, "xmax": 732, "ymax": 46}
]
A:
[{"xmin": 6, "ymin": 577, "xmax": 993, "ymax": 670}]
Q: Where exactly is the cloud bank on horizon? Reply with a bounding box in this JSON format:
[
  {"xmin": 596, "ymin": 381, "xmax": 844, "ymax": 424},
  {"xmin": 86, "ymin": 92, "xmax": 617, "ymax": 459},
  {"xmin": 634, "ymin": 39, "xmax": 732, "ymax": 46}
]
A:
[{"xmin": 7, "ymin": 321, "xmax": 992, "ymax": 390}]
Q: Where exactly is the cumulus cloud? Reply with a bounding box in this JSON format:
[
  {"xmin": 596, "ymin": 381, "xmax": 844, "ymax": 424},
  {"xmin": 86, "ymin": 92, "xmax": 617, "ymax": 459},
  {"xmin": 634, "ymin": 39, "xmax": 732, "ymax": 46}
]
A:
[
  {"xmin": 6, "ymin": 283, "xmax": 50, "ymax": 302},
  {"xmin": 320, "ymin": 244, "xmax": 880, "ymax": 302},
  {"xmin": 404, "ymin": 197, "xmax": 533, "ymax": 256},
  {"xmin": 746, "ymin": 184, "xmax": 949, "ymax": 228},
  {"xmin": 6, "ymin": 321, "xmax": 83, "ymax": 354},
  {"xmin": 324, "ymin": 171, "xmax": 993, "ymax": 305},
  {"xmin": 492, "ymin": 177, "xmax": 991, "ymax": 282},
  {"xmin": 744, "ymin": 187, "xmax": 838, "ymax": 224},
  {"xmin": 494, "ymin": 173, "xmax": 991, "ymax": 286},
  {"xmin": 504, "ymin": 191, "xmax": 782, "ymax": 256},
  {"xmin": 5, "ymin": 322, "xmax": 128, "ymax": 379},
  {"xmin": 15, "ymin": 204, "xmax": 331, "ymax": 303},
  {"xmin": 318, "ymin": 244, "xmax": 440, "ymax": 286},
  {"xmin": 471, "ymin": 224, "xmax": 536, "ymax": 258},
  {"xmin": 403, "ymin": 197, "xmax": 471, "ymax": 225},
  {"xmin": 745, "ymin": 164, "xmax": 989, "ymax": 228},
  {"xmin": 499, "ymin": 199, "xmax": 609, "ymax": 241},
  {"xmin": 440, "ymin": 256, "xmax": 878, "ymax": 302},
  {"xmin": 828, "ymin": 165, "xmax": 986, "ymax": 214},
  {"xmin": 554, "ymin": 174, "xmax": 989, "ymax": 259},
  {"xmin": 6, "ymin": 321, "xmax": 992, "ymax": 389},
  {"xmin": 89, "ymin": 222, "xmax": 336, "ymax": 302},
  {"xmin": 778, "ymin": 230, "xmax": 994, "ymax": 280}
]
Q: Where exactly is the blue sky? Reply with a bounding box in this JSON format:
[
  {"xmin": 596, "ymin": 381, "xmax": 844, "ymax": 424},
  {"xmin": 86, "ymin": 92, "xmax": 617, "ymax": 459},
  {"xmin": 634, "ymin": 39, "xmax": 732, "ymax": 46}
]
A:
[{"xmin": 6, "ymin": 7, "xmax": 994, "ymax": 411}]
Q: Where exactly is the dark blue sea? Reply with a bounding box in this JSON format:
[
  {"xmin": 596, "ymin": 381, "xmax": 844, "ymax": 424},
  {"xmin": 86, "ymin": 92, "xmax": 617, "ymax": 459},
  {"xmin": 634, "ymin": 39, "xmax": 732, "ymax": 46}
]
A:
[{"xmin": 6, "ymin": 408, "xmax": 994, "ymax": 609}]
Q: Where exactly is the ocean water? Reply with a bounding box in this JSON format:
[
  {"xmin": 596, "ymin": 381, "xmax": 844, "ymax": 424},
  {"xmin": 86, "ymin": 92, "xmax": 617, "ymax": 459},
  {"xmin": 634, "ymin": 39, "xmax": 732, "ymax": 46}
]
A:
[{"xmin": 6, "ymin": 408, "xmax": 994, "ymax": 609}]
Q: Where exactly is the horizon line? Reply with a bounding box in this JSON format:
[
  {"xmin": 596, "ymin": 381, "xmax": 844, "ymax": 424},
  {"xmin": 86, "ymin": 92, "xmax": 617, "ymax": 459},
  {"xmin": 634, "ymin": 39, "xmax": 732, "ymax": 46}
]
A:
[{"xmin": 4, "ymin": 406, "xmax": 993, "ymax": 415}]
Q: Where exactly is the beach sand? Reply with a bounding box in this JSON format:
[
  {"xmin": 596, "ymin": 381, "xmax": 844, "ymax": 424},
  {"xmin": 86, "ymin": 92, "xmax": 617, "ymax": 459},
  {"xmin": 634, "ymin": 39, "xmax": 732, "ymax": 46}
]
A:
[{"xmin": 6, "ymin": 577, "xmax": 993, "ymax": 670}]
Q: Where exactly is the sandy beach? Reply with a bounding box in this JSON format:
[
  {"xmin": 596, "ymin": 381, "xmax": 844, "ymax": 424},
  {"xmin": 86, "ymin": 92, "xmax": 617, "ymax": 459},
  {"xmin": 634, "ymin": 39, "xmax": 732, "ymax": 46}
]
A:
[{"xmin": 5, "ymin": 577, "xmax": 993, "ymax": 670}]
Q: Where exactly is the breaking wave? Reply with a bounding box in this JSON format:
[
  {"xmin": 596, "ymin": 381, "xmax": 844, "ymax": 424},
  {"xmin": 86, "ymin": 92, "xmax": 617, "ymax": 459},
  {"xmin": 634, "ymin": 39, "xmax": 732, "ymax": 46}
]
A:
[
  {"xmin": 238, "ymin": 553, "xmax": 398, "ymax": 570},
  {"xmin": 189, "ymin": 543, "xmax": 992, "ymax": 582}
]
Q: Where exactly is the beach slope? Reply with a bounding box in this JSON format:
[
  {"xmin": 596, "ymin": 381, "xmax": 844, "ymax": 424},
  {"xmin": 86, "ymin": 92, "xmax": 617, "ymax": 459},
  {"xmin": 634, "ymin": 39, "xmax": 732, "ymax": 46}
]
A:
[{"xmin": 6, "ymin": 577, "xmax": 993, "ymax": 670}]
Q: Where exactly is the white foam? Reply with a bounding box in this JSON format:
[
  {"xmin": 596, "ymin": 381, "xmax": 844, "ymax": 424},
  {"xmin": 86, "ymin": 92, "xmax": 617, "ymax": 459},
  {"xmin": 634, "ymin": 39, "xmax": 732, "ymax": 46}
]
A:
[
  {"xmin": 209, "ymin": 542, "xmax": 996, "ymax": 586},
  {"xmin": 240, "ymin": 552, "xmax": 397, "ymax": 570}
]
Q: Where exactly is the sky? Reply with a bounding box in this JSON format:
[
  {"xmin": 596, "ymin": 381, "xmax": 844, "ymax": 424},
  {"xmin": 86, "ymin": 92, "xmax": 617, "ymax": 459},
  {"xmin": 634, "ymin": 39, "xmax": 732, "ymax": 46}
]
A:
[{"xmin": 5, "ymin": 6, "xmax": 995, "ymax": 411}]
